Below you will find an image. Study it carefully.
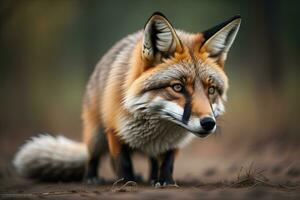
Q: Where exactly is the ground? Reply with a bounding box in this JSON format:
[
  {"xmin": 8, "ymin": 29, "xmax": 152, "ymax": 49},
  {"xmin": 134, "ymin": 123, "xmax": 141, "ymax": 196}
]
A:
[
  {"xmin": 0, "ymin": 147, "xmax": 300, "ymax": 199},
  {"xmin": 0, "ymin": 178, "xmax": 300, "ymax": 200},
  {"xmin": 1, "ymin": 137, "xmax": 300, "ymax": 200}
]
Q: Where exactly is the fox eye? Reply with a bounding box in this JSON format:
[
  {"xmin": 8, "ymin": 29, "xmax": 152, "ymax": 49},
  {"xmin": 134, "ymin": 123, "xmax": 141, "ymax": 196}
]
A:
[
  {"xmin": 172, "ymin": 84, "xmax": 184, "ymax": 92},
  {"xmin": 208, "ymin": 86, "xmax": 216, "ymax": 95}
]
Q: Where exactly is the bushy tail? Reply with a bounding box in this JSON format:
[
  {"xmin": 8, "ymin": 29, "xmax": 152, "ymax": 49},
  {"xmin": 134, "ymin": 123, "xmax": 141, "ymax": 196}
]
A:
[{"xmin": 13, "ymin": 134, "xmax": 88, "ymax": 182}]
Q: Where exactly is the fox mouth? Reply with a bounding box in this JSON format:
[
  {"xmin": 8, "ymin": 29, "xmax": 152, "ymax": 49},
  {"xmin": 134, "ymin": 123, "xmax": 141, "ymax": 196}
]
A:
[{"xmin": 162, "ymin": 113, "xmax": 215, "ymax": 138}]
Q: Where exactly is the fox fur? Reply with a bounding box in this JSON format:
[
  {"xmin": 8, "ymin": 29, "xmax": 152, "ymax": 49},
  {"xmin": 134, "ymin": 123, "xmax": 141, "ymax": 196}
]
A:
[{"xmin": 14, "ymin": 12, "xmax": 241, "ymax": 185}]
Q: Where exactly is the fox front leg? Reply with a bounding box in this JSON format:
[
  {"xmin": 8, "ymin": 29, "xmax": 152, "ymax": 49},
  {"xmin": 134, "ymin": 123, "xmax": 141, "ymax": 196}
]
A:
[
  {"xmin": 115, "ymin": 144, "xmax": 136, "ymax": 182},
  {"xmin": 153, "ymin": 149, "xmax": 177, "ymax": 187},
  {"xmin": 83, "ymin": 127, "xmax": 108, "ymax": 184},
  {"xmin": 106, "ymin": 129, "xmax": 136, "ymax": 182},
  {"xmin": 149, "ymin": 157, "xmax": 159, "ymax": 185}
]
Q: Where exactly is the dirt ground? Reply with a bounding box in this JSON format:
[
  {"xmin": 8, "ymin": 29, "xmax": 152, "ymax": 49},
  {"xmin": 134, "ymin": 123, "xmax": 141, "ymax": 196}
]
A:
[
  {"xmin": 0, "ymin": 181, "xmax": 299, "ymax": 200},
  {"xmin": 1, "ymin": 134, "xmax": 300, "ymax": 200},
  {"xmin": 0, "ymin": 176, "xmax": 300, "ymax": 200}
]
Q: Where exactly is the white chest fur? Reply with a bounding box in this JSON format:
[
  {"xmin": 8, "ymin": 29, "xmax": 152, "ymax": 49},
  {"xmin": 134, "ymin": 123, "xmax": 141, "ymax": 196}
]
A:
[{"xmin": 118, "ymin": 112, "xmax": 195, "ymax": 156}]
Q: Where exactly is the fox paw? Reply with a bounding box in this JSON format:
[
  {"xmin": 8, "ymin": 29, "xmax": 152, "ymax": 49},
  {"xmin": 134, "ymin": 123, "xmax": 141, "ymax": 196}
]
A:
[
  {"xmin": 150, "ymin": 179, "xmax": 158, "ymax": 186},
  {"xmin": 84, "ymin": 176, "xmax": 106, "ymax": 185},
  {"xmin": 154, "ymin": 179, "xmax": 178, "ymax": 188}
]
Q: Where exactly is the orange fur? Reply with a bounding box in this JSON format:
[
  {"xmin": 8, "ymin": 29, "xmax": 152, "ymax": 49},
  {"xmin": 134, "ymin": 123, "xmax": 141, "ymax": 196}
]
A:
[
  {"xmin": 82, "ymin": 96, "xmax": 100, "ymax": 145},
  {"xmin": 106, "ymin": 128, "xmax": 121, "ymax": 157},
  {"xmin": 125, "ymin": 41, "xmax": 146, "ymax": 88},
  {"xmin": 101, "ymin": 71, "xmax": 124, "ymax": 131},
  {"xmin": 191, "ymin": 91, "xmax": 212, "ymax": 117}
]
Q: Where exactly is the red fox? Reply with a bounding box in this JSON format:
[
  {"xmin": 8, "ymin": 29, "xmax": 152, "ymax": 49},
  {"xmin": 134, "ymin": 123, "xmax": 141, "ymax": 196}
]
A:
[{"xmin": 13, "ymin": 12, "xmax": 241, "ymax": 186}]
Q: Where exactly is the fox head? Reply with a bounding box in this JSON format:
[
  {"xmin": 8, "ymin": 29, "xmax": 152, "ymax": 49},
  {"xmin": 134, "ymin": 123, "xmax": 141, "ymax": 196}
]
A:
[{"xmin": 124, "ymin": 12, "xmax": 241, "ymax": 137}]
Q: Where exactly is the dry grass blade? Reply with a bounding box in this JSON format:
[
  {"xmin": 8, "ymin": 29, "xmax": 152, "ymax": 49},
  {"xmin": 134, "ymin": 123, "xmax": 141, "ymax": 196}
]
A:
[
  {"xmin": 230, "ymin": 164, "xmax": 299, "ymax": 191},
  {"xmin": 111, "ymin": 178, "xmax": 138, "ymax": 193},
  {"xmin": 231, "ymin": 164, "xmax": 269, "ymax": 188}
]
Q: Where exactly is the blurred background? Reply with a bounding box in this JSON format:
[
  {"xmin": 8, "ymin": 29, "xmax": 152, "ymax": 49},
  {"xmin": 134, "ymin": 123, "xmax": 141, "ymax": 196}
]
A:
[{"xmin": 1, "ymin": 0, "xmax": 300, "ymax": 183}]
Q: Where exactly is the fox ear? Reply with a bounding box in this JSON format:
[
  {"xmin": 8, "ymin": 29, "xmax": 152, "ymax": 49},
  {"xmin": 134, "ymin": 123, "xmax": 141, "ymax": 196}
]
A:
[
  {"xmin": 200, "ymin": 15, "xmax": 241, "ymax": 66},
  {"xmin": 142, "ymin": 12, "xmax": 183, "ymax": 63}
]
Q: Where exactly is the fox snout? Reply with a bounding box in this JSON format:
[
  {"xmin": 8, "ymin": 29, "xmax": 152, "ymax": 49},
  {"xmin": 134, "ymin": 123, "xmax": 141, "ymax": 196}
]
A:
[
  {"xmin": 177, "ymin": 114, "xmax": 216, "ymax": 138},
  {"xmin": 186, "ymin": 115, "xmax": 216, "ymax": 137},
  {"xmin": 200, "ymin": 117, "xmax": 216, "ymax": 132}
]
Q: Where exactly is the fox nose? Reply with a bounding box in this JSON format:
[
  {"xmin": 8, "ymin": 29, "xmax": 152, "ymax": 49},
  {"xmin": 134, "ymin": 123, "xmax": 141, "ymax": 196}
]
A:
[{"xmin": 200, "ymin": 117, "xmax": 216, "ymax": 131}]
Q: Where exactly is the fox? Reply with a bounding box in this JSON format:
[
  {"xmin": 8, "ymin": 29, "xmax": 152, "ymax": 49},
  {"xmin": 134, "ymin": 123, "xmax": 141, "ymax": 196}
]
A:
[{"xmin": 13, "ymin": 12, "xmax": 241, "ymax": 186}]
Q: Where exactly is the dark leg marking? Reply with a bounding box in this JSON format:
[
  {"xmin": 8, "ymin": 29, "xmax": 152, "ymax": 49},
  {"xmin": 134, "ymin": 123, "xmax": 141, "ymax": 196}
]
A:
[
  {"xmin": 115, "ymin": 144, "xmax": 135, "ymax": 182},
  {"xmin": 158, "ymin": 149, "xmax": 176, "ymax": 186},
  {"xmin": 149, "ymin": 157, "xmax": 159, "ymax": 185},
  {"xmin": 84, "ymin": 127, "xmax": 107, "ymax": 184}
]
